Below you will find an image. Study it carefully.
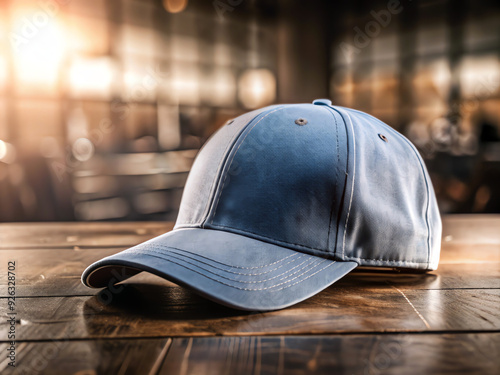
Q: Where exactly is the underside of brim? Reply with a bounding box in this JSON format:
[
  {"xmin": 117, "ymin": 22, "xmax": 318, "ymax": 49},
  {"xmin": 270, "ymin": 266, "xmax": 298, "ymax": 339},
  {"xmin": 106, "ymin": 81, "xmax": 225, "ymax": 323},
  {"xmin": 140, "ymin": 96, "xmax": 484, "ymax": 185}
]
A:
[{"xmin": 82, "ymin": 228, "xmax": 357, "ymax": 311}]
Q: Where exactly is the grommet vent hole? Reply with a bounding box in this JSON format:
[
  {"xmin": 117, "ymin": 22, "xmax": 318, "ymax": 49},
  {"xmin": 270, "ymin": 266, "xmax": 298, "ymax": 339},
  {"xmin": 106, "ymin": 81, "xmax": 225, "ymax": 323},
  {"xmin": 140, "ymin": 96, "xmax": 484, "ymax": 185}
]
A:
[{"xmin": 378, "ymin": 133, "xmax": 388, "ymax": 142}]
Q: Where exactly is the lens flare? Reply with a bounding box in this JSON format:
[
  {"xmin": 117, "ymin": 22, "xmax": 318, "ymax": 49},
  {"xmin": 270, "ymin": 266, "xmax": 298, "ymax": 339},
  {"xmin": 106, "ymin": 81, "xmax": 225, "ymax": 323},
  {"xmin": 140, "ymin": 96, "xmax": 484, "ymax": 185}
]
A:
[
  {"xmin": 163, "ymin": 0, "xmax": 188, "ymax": 14},
  {"xmin": 238, "ymin": 69, "xmax": 276, "ymax": 109}
]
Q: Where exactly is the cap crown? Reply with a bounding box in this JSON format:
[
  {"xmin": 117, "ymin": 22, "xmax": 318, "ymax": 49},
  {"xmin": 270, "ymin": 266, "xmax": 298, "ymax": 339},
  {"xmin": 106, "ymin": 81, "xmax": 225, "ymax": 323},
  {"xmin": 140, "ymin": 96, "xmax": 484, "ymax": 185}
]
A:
[{"xmin": 175, "ymin": 102, "xmax": 441, "ymax": 270}]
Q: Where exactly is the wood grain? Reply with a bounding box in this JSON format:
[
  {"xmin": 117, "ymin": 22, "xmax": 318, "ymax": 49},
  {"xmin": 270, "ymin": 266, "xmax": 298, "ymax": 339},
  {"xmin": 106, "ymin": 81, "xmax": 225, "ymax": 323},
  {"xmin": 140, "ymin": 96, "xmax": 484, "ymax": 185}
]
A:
[
  {"xmin": 0, "ymin": 248, "xmax": 497, "ymax": 298},
  {"xmin": 160, "ymin": 334, "xmax": 500, "ymax": 375},
  {"xmin": 0, "ymin": 287, "xmax": 498, "ymax": 341},
  {"xmin": 0, "ymin": 215, "xmax": 497, "ymax": 248},
  {"xmin": 0, "ymin": 216, "xmax": 498, "ymax": 375},
  {"xmin": 439, "ymin": 243, "xmax": 500, "ymax": 263},
  {"xmin": 0, "ymin": 222, "xmax": 173, "ymax": 249},
  {"xmin": 2, "ymin": 334, "xmax": 497, "ymax": 375},
  {"xmin": 0, "ymin": 338, "xmax": 170, "ymax": 375}
]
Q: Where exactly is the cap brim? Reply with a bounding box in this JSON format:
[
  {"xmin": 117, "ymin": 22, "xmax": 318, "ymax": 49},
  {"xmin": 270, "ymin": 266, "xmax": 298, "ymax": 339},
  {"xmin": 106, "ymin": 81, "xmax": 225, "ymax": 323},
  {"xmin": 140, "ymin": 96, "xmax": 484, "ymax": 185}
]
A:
[{"xmin": 81, "ymin": 228, "xmax": 357, "ymax": 311}]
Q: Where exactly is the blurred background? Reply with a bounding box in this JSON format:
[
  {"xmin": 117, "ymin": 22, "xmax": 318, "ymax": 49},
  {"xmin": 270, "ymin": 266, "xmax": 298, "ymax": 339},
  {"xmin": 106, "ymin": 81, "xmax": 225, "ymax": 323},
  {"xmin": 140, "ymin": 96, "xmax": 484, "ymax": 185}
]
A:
[{"xmin": 0, "ymin": 0, "xmax": 499, "ymax": 222}]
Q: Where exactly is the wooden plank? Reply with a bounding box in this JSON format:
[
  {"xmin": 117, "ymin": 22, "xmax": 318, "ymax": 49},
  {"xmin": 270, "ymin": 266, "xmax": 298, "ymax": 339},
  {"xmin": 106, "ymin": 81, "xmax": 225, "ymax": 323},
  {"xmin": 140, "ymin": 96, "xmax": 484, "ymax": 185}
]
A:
[
  {"xmin": 0, "ymin": 218, "xmax": 497, "ymax": 340},
  {"xmin": 160, "ymin": 333, "xmax": 500, "ymax": 375},
  {"xmin": 439, "ymin": 243, "xmax": 500, "ymax": 263},
  {"xmin": 0, "ymin": 214, "xmax": 497, "ymax": 249},
  {"xmin": 350, "ymin": 262, "xmax": 500, "ymax": 290},
  {"xmin": 0, "ymin": 222, "xmax": 173, "ymax": 249},
  {"xmin": 404, "ymin": 288, "xmax": 500, "ymax": 331},
  {"xmin": 1, "ymin": 334, "xmax": 498, "ymax": 375},
  {"xmin": 0, "ymin": 248, "xmax": 177, "ymax": 297},
  {"xmin": 0, "ymin": 248, "xmax": 180, "ymax": 297},
  {"xmin": 0, "ymin": 247, "xmax": 498, "ymax": 298},
  {"xmin": 0, "ymin": 287, "xmax": 498, "ymax": 341},
  {"xmin": 0, "ymin": 338, "xmax": 170, "ymax": 375}
]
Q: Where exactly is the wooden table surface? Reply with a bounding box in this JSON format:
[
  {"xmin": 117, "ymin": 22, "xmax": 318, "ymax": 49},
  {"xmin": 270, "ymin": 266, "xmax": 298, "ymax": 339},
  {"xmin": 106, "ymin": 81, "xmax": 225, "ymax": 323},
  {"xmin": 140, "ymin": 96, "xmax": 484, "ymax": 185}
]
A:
[{"xmin": 0, "ymin": 215, "xmax": 499, "ymax": 374}]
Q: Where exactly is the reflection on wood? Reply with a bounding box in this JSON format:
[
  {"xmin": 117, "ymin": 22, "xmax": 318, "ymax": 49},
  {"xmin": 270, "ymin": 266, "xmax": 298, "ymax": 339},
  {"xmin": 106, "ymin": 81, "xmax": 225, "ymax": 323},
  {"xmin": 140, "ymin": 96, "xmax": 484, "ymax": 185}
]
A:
[
  {"xmin": 0, "ymin": 215, "xmax": 498, "ymax": 374},
  {"xmin": 0, "ymin": 338, "xmax": 171, "ymax": 375},
  {"xmin": 160, "ymin": 334, "xmax": 500, "ymax": 375}
]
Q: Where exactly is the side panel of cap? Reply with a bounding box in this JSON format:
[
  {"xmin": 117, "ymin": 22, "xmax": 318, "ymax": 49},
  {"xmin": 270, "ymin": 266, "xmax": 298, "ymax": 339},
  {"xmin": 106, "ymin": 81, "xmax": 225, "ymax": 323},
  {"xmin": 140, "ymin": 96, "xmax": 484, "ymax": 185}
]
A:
[
  {"xmin": 333, "ymin": 107, "xmax": 441, "ymax": 270},
  {"xmin": 427, "ymin": 178, "xmax": 442, "ymax": 270},
  {"xmin": 204, "ymin": 104, "xmax": 348, "ymax": 257},
  {"xmin": 175, "ymin": 105, "xmax": 282, "ymax": 227}
]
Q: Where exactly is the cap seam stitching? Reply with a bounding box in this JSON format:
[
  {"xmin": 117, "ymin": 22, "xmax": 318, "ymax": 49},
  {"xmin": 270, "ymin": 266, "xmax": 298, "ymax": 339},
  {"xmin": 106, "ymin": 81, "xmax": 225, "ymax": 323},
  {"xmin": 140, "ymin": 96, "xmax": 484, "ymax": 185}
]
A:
[
  {"xmin": 184, "ymin": 125, "xmax": 225, "ymax": 225},
  {"xmin": 324, "ymin": 107, "xmax": 340, "ymax": 255},
  {"xmin": 137, "ymin": 243, "xmax": 299, "ymax": 269},
  {"xmin": 135, "ymin": 245, "xmax": 306, "ymax": 275},
  {"xmin": 210, "ymin": 223, "xmax": 330, "ymax": 253},
  {"xmin": 343, "ymin": 256, "xmax": 428, "ymax": 267},
  {"xmin": 336, "ymin": 108, "xmax": 356, "ymax": 259},
  {"xmin": 200, "ymin": 124, "xmax": 247, "ymax": 227},
  {"xmin": 126, "ymin": 251, "xmax": 335, "ymax": 291},
  {"xmin": 396, "ymin": 138, "xmax": 432, "ymax": 269},
  {"xmin": 375, "ymin": 122, "xmax": 432, "ymax": 269},
  {"xmin": 206, "ymin": 224, "xmax": 427, "ymax": 264},
  {"xmin": 178, "ymin": 126, "xmax": 234, "ymax": 227},
  {"xmin": 130, "ymin": 248, "xmax": 321, "ymax": 283},
  {"xmin": 336, "ymin": 107, "xmax": 432, "ymax": 268},
  {"xmin": 185, "ymin": 107, "xmax": 280, "ymax": 227},
  {"xmin": 208, "ymin": 106, "xmax": 289, "ymax": 224}
]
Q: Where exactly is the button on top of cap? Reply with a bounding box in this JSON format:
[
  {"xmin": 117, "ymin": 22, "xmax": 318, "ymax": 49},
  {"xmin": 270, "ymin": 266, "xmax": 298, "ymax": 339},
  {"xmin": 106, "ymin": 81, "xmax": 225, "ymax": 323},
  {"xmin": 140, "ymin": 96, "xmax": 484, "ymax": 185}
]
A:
[{"xmin": 312, "ymin": 99, "xmax": 332, "ymax": 106}]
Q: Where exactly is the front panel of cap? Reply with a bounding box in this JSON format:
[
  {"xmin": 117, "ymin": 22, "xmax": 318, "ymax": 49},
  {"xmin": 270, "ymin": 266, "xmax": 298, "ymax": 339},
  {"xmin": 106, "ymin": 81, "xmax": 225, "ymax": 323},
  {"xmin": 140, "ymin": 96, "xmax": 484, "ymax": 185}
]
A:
[
  {"xmin": 176, "ymin": 106, "xmax": 280, "ymax": 227},
  {"xmin": 205, "ymin": 104, "xmax": 348, "ymax": 256},
  {"xmin": 336, "ymin": 107, "xmax": 438, "ymax": 269}
]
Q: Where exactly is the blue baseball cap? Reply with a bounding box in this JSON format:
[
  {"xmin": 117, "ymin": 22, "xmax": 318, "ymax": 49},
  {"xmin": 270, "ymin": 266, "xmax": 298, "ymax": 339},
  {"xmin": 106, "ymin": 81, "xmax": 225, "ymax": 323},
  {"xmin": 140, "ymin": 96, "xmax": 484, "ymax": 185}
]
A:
[{"xmin": 82, "ymin": 99, "xmax": 442, "ymax": 311}]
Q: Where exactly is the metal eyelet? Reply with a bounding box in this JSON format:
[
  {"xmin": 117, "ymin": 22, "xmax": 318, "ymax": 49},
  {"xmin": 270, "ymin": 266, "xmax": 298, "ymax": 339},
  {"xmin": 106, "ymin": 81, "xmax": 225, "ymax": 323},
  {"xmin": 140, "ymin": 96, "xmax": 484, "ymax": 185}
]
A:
[
  {"xmin": 295, "ymin": 118, "xmax": 308, "ymax": 126},
  {"xmin": 378, "ymin": 133, "xmax": 388, "ymax": 142}
]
